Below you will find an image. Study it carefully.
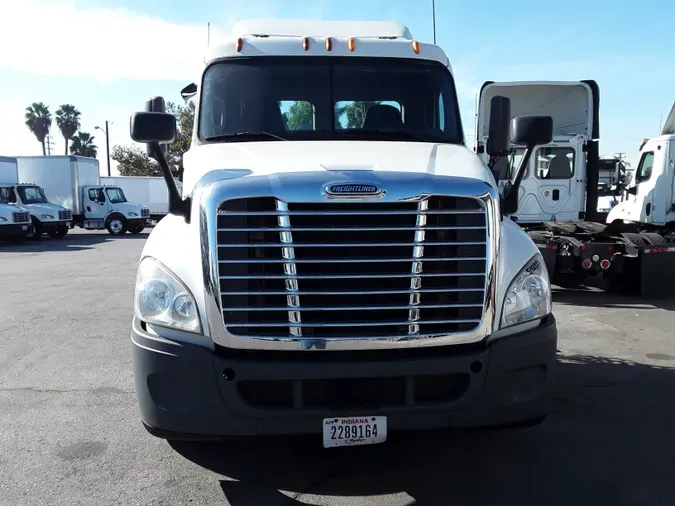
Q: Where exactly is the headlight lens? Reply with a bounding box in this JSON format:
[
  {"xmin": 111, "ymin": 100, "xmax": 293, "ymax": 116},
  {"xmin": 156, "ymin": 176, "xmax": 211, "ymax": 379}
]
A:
[
  {"xmin": 134, "ymin": 257, "xmax": 201, "ymax": 333},
  {"xmin": 501, "ymin": 254, "xmax": 551, "ymax": 328},
  {"xmin": 128, "ymin": 212, "xmax": 138, "ymax": 217},
  {"xmin": 0, "ymin": 217, "xmax": 6, "ymax": 222},
  {"xmin": 41, "ymin": 214, "xmax": 54, "ymax": 219}
]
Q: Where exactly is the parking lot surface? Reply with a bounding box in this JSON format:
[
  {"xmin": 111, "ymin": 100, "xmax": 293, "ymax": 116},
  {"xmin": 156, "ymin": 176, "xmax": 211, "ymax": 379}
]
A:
[{"xmin": 2, "ymin": 230, "xmax": 675, "ymax": 506}]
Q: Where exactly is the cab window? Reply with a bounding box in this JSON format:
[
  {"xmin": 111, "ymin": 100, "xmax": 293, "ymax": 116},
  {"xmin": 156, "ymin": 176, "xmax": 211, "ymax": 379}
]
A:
[
  {"xmin": 88, "ymin": 189, "xmax": 105, "ymax": 203},
  {"xmin": 535, "ymin": 147, "xmax": 575, "ymax": 180},
  {"xmin": 635, "ymin": 152, "xmax": 654, "ymax": 183}
]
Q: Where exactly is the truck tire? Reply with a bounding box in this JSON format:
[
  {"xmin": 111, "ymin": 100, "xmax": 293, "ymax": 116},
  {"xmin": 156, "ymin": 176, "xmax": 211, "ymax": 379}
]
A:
[
  {"xmin": 127, "ymin": 223, "xmax": 145, "ymax": 235},
  {"xmin": 620, "ymin": 232, "xmax": 645, "ymax": 246},
  {"xmin": 29, "ymin": 217, "xmax": 42, "ymax": 240},
  {"xmin": 638, "ymin": 232, "xmax": 667, "ymax": 246},
  {"xmin": 47, "ymin": 226, "xmax": 68, "ymax": 238},
  {"xmin": 106, "ymin": 215, "xmax": 127, "ymax": 235}
]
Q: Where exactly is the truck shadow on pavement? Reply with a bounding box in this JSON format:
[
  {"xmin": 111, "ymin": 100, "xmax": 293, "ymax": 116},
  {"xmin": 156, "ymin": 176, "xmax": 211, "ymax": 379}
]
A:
[
  {"xmin": 170, "ymin": 354, "xmax": 675, "ymax": 505},
  {"xmin": 0, "ymin": 232, "xmax": 149, "ymax": 253}
]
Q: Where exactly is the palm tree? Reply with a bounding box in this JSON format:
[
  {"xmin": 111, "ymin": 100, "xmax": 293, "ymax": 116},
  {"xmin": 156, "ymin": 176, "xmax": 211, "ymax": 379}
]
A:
[
  {"xmin": 55, "ymin": 105, "xmax": 81, "ymax": 155},
  {"xmin": 70, "ymin": 132, "xmax": 98, "ymax": 158},
  {"xmin": 25, "ymin": 102, "xmax": 52, "ymax": 155}
]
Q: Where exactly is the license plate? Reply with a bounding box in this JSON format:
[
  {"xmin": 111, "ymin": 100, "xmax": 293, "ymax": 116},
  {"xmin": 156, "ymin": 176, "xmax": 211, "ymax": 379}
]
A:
[
  {"xmin": 322, "ymin": 416, "xmax": 387, "ymax": 448},
  {"xmin": 21, "ymin": 225, "xmax": 27, "ymax": 230}
]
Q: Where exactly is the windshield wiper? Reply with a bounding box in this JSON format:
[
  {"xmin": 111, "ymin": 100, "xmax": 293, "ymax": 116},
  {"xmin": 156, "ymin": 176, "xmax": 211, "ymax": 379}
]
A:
[{"xmin": 204, "ymin": 131, "xmax": 288, "ymax": 142}]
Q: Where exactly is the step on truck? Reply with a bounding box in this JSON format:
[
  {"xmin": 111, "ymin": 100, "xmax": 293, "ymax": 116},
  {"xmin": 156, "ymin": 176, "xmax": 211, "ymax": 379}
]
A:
[
  {"xmin": 0, "ymin": 156, "xmax": 33, "ymax": 243},
  {"xmin": 128, "ymin": 19, "xmax": 558, "ymax": 447},
  {"xmin": 475, "ymin": 81, "xmax": 675, "ymax": 296},
  {"xmin": 16, "ymin": 156, "xmax": 150, "ymax": 235}
]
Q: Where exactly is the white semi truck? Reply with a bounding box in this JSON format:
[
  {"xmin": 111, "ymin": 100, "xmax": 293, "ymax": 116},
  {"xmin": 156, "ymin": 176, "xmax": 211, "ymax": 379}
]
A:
[
  {"xmin": 101, "ymin": 176, "xmax": 183, "ymax": 222},
  {"xmin": 476, "ymin": 81, "xmax": 675, "ymax": 296},
  {"xmin": 16, "ymin": 156, "xmax": 150, "ymax": 235},
  {"xmin": 0, "ymin": 155, "xmax": 71, "ymax": 239},
  {"xmin": 128, "ymin": 19, "xmax": 558, "ymax": 446},
  {"xmin": 0, "ymin": 156, "xmax": 33, "ymax": 243}
]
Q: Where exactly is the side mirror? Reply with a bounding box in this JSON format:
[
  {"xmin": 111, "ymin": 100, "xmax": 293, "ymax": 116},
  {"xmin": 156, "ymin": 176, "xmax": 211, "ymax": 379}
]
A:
[
  {"xmin": 130, "ymin": 112, "xmax": 177, "ymax": 144},
  {"xmin": 487, "ymin": 96, "xmax": 511, "ymax": 156},
  {"xmin": 501, "ymin": 115, "xmax": 554, "ymax": 216},
  {"xmin": 509, "ymin": 116, "xmax": 553, "ymax": 146}
]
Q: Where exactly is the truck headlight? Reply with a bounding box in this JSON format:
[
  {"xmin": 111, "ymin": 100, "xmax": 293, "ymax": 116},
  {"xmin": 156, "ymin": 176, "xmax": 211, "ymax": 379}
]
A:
[
  {"xmin": 41, "ymin": 214, "xmax": 54, "ymax": 220},
  {"xmin": 134, "ymin": 257, "xmax": 201, "ymax": 333},
  {"xmin": 128, "ymin": 212, "xmax": 138, "ymax": 217},
  {"xmin": 501, "ymin": 254, "xmax": 551, "ymax": 328},
  {"xmin": 0, "ymin": 217, "xmax": 6, "ymax": 222}
]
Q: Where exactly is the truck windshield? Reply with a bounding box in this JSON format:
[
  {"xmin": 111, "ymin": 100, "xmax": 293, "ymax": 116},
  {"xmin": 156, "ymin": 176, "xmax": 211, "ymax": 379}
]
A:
[
  {"xmin": 105, "ymin": 187, "xmax": 127, "ymax": 204},
  {"xmin": 18, "ymin": 185, "xmax": 48, "ymax": 204},
  {"xmin": 198, "ymin": 56, "xmax": 463, "ymax": 144},
  {"xmin": 0, "ymin": 187, "xmax": 17, "ymax": 204}
]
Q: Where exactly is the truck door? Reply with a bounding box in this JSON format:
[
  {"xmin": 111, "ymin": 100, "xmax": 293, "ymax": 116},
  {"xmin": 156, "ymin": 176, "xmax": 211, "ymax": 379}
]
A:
[
  {"xmin": 529, "ymin": 146, "xmax": 582, "ymax": 221},
  {"xmin": 84, "ymin": 187, "xmax": 108, "ymax": 221},
  {"xmin": 633, "ymin": 150, "xmax": 656, "ymax": 223}
]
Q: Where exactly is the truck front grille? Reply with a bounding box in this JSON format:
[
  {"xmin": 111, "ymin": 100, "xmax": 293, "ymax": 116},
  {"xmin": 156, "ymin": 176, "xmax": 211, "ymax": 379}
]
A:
[
  {"xmin": 12, "ymin": 212, "xmax": 30, "ymax": 223},
  {"xmin": 58, "ymin": 210, "xmax": 72, "ymax": 221},
  {"xmin": 216, "ymin": 196, "xmax": 487, "ymax": 341},
  {"xmin": 141, "ymin": 208, "xmax": 150, "ymax": 218}
]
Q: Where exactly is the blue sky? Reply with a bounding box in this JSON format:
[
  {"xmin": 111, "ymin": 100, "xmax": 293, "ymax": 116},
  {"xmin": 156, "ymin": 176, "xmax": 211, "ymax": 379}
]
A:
[{"xmin": 1, "ymin": 0, "xmax": 673, "ymax": 174}]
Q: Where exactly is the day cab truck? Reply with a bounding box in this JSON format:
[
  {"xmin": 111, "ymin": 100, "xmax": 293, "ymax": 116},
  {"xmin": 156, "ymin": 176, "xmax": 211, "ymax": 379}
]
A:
[
  {"xmin": 128, "ymin": 19, "xmax": 558, "ymax": 447},
  {"xmin": 101, "ymin": 176, "xmax": 183, "ymax": 223},
  {"xmin": 475, "ymin": 81, "xmax": 675, "ymax": 296},
  {"xmin": 16, "ymin": 156, "xmax": 150, "ymax": 235},
  {"xmin": 0, "ymin": 156, "xmax": 33, "ymax": 243},
  {"xmin": 0, "ymin": 155, "xmax": 70, "ymax": 239}
]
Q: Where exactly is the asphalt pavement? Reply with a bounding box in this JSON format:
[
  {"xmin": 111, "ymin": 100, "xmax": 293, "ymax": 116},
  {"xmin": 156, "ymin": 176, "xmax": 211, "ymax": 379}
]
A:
[{"xmin": 1, "ymin": 229, "xmax": 675, "ymax": 505}]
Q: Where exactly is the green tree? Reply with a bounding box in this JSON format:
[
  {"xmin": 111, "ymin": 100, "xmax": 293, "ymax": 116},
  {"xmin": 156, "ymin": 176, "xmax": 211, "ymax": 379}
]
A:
[
  {"xmin": 111, "ymin": 145, "xmax": 159, "ymax": 176},
  {"xmin": 70, "ymin": 132, "xmax": 97, "ymax": 158},
  {"xmin": 55, "ymin": 104, "xmax": 81, "ymax": 155},
  {"xmin": 283, "ymin": 101, "xmax": 314, "ymax": 130},
  {"xmin": 335, "ymin": 101, "xmax": 382, "ymax": 128},
  {"xmin": 165, "ymin": 100, "xmax": 195, "ymax": 181},
  {"xmin": 25, "ymin": 102, "xmax": 52, "ymax": 155}
]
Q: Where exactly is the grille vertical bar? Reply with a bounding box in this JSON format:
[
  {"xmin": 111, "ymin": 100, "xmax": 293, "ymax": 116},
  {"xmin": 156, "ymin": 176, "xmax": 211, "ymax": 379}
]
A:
[
  {"xmin": 276, "ymin": 200, "xmax": 302, "ymax": 338},
  {"xmin": 408, "ymin": 198, "xmax": 428, "ymax": 336}
]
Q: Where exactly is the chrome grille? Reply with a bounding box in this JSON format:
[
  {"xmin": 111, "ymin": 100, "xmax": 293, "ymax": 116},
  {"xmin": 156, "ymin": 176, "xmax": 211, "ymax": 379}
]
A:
[
  {"xmin": 216, "ymin": 196, "xmax": 487, "ymax": 340},
  {"xmin": 58, "ymin": 209, "xmax": 72, "ymax": 221},
  {"xmin": 141, "ymin": 208, "xmax": 150, "ymax": 218},
  {"xmin": 12, "ymin": 212, "xmax": 30, "ymax": 223}
]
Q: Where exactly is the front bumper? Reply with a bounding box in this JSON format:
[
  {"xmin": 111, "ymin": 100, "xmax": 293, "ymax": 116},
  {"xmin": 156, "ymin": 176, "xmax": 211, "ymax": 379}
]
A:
[
  {"xmin": 131, "ymin": 315, "xmax": 557, "ymax": 439},
  {"xmin": 0, "ymin": 223, "xmax": 33, "ymax": 237},
  {"xmin": 40, "ymin": 220, "xmax": 70, "ymax": 230}
]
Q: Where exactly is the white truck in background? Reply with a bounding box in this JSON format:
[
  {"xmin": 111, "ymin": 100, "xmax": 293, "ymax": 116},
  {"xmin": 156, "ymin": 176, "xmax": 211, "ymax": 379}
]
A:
[
  {"xmin": 101, "ymin": 176, "xmax": 183, "ymax": 222},
  {"xmin": 0, "ymin": 156, "xmax": 33, "ymax": 243},
  {"xmin": 476, "ymin": 81, "xmax": 675, "ymax": 296},
  {"xmin": 16, "ymin": 156, "xmax": 150, "ymax": 235},
  {"xmin": 127, "ymin": 19, "xmax": 558, "ymax": 447}
]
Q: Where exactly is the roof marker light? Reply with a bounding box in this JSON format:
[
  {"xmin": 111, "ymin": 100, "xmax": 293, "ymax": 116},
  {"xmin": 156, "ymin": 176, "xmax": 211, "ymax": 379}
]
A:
[
  {"xmin": 348, "ymin": 37, "xmax": 356, "ymax": 51},
  {"xmin": 236, "ymin": 38, "xmax": 243, "ymax": 52},
  {"xmin": 325, "ymin": 37, "xmax": 332, "ymax": 51},
  {"xmin": 412, "ymin": 40, "xmax": 420, "ymax": 54},
  {"xmin": 302, "ymin": 37, "xmax": 310, "ymax": 51}
]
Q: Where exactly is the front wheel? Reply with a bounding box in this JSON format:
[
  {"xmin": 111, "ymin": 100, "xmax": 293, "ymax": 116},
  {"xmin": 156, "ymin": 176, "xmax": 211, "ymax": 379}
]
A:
[
  {"xmin": 106, "ymin": 216, "xmax": 127, "ymax": 235},
  {"xmin": 47, "ymin": 226, "xmax": 68, "ymax": 238}
]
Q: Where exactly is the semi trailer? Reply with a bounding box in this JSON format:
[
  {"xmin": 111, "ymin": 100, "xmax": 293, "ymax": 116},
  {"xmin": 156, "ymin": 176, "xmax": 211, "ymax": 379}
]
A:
[
  {"xmin": 475, "ymin": 81, "xmax": 675, "ymax": 296},
  {"xmin": 0, "ymin": 156, "xmax": 33, "ymax": 243},
  {"xmin": 16, "ymin": 156, "xmax": 150, "ymax": 235},
  {"xmin": 128, "ymin": 19, "xmax": 558, "ymax": 447}
]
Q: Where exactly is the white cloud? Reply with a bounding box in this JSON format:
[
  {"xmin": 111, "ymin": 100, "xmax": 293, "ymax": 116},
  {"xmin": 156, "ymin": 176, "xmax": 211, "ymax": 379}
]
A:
[{"xmin": 0, "ymin": 0, "xmax": 222, "ymax": 83}]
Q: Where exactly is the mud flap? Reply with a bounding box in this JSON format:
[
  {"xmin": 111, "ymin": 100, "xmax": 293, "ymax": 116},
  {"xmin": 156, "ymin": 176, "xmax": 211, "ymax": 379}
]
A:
[
  {"xmin": 536, "ymin": 244, "xmax": 557, "ymax": 280},
  {"xmin": 639, "ymin": 246, "xmax": 675, "ymax": 297}
]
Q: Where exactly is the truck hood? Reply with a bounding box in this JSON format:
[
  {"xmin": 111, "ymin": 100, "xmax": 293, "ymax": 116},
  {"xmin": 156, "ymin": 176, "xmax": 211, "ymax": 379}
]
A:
[
  {"xmin": 23, "ymin": 202, "xmax": 68, "ymax": 217},
  {"xmin": 183, "ymin": 141, "xmax": 493, "ymax": 194},
  {"xmin": 476, "ymin": 81, "xmax": 599, "ymax": 140},
  {"xmin": 0, "ymin": 203, "xmax": 28, "ymax": 219},
  {"xmin": 111, "ymin": 201, "xmax": 145, "ymax": 216}
]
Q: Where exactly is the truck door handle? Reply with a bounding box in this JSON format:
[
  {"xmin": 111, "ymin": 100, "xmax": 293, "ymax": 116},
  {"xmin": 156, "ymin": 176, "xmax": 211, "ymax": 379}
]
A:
[{"xmin": 552, "ymin": 189, "xmax": 560, "ymax": 201}]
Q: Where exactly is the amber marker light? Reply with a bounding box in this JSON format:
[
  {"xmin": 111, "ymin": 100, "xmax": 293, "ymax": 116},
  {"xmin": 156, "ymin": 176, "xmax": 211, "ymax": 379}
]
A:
[
  {"xmin": 412, "ymin": 40, "xmax": 420, "ymax": 54},
  {"xmin": 325, "ymin": 37, "xmax": 333, "ymax": 51},
  {"xmin": 302, "ymin": 37, "xmax": 310, "ymax": 51},
  {"xmin": 236, "ymin": 38, "xmax": 243, "ymax": 52},
  {"xmin": 348, "ymin": 37, "xmax": 356, "ymax": 51}
]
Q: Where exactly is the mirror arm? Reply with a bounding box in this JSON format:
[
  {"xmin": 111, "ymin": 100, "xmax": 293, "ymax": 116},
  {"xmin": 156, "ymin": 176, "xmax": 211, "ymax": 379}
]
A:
[
  {"xmin": 501, "ymin": 145, "xmax": 535, "ymax": 216},
  {"xmin": 149, "ymin": 141, "xmax": 191, "ymax": 222}
]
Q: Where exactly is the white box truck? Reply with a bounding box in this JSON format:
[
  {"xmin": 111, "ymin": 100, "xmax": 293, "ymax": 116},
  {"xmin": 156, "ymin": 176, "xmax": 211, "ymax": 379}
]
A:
[
  {"xmin": 0, "ymin": 156, "xmax": 33, "ymax": 243},
  {"xmin": 16, "ymin": 156, "xmax": 150, "ymax": 235},
  {"xmin": 101, "ymin": 176, "xmax": 183, "ymax": 222},
  {"xmin": 128, "ymin": 19, "xmax": 558, "ymax": 447}
]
